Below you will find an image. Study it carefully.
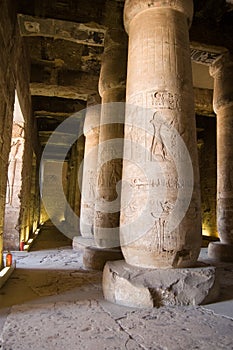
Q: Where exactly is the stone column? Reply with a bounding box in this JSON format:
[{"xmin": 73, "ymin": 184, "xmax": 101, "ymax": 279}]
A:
[
  {"xmin": 75, "ymin": 28, "xmax": 127, "ymax": 269},
  {"xmin": 208, "ymin": 54, "xmax": 233, "ymax": 262},
  {"xmin": 66, "ymin": 134, "xmax": 85, "ymax": 232},
  {"xmin": 103, "ymin": 0, "xmax": 218, "ymax": 307},
  {"xmin": 79, "ymin": 94, "xmax": 101, "ymax": 238},
  {"xmin": 73, "ymin": 134, "xmax": 85, "ymax": 220},
  {"xmin": 120, "ymin": 0, "xmax": 201, "ymax": 268},
  {"xmin": 93, "ymin": 28, "xmax": 127, "ymax": 248}
]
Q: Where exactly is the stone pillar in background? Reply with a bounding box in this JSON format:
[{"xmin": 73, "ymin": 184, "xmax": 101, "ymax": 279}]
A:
[
  {"xmin": 66, "ymin": 142, "xmax": 78, "ymax": 226},
  {"xmin": 93, "ymin": 28, "xmax": 128, "ymax": 248},
  {"xmin": 79, "ymin": 94, "xmax": 101, "ymax": 238},
  {"xmin": 208, "ymin": 54, "xmax": 233, "ymax": 262},
  {"xmin": 73, "ymin": 134, "xmax": 85, "ymax": 220},
  {"xmin": 42, "ymin": 160, "xmax": 68, "ymax": 224},
  {"xmin": 103, "ymin": 0, "xmax": 218, "ymax": 308},
  {"xmin": 66, "ymin": 133, "xmax": 85, "ymax": 233},
  {"xmin": 120, "ymin": 0, "xmax": 201, "ymax": 268}
]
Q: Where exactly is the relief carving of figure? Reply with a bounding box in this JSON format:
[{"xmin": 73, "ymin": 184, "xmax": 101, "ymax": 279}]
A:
[
  {"xmin": 6, "ymin": 138, "xmax": 23, "ymax": 205},
  {"xmin": 150, "ymin": 112, "xmax": 168, "ymax": 161},
  {"xmin": 88, "ymin": 170, "xmax": 96, "ymax": 199},
  {"xmin": 151, "ymin": 200, "xmax": 174, "ymax": 251}
]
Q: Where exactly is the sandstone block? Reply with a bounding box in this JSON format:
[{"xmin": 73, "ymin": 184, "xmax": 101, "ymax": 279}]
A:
[{"xmin": 103, "ymin": 260, "xmax": 219, "ymax": 308}]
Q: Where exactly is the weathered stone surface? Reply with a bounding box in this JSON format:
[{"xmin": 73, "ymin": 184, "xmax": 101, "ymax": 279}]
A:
[
  {"xmin": 1, "ymin": 301, "xmax": 138, "ymax": 350},
  {"xmin": 103, "ymin": 260, "xmax": 219, "ymax": 308},
  {"xmin": 83, "ymin": 246, "xmax": 123, "ymax": 270},
  {"xmin": 118, "ymin": 306, "xmax": 233, "ymax": 350}
]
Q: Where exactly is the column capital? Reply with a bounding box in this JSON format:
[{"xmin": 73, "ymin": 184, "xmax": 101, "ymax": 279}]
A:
[
  {"xmin": 209, "ymin": 53, "xmax": 233, "ymax": 112},
  {"xmin": 98, "ymin": 28, "xmax": 127, "ymax": 98},
  {"xmin": 209, "ymin": 52, "xmax": 233, "ymax": 79},
  {"xmin": 124, "ymin": 0, "xmax": 193, "ymax": 33},
  {"xmin": 104, "ymin": 28, "xmax": 128, "ymax": 52}
]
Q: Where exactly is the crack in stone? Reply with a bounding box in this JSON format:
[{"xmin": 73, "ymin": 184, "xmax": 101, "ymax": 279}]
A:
[{"xmin": 117, "ymin": 321, "xmax": 148, "ymax": 350}]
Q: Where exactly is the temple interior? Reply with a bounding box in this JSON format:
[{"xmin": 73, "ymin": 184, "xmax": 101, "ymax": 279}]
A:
[{"xmin": 0, "ymin": 0, "xmax": 233, "ymax": 348}]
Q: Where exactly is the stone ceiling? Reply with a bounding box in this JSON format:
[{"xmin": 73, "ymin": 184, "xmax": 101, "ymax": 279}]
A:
[{"xmin": 16, "ymin": 0, "xmax": 233, "ymax": 154}]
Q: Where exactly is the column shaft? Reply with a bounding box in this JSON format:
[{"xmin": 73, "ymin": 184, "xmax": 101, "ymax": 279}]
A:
[
  {"xmin": 208, "ymin": 54, "xmax": 233, "ymax": 262},
  {"xmin": 93, "ymin": 28, "xmax": 127, "ymax": 248},
  {"xmin": 80, "ymin": 94, "xmax": 101, "ymax": 237}
]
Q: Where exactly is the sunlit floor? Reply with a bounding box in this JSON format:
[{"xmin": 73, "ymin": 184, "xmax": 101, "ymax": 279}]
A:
[{"xmin": 0, "ymin": 222, "xmax": 233, "ymax": 349}]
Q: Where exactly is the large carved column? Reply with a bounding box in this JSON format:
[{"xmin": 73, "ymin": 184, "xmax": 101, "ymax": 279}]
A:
[
  {"xmin": 103, "ymin": 0, "xmax": 218, "ymax": 307},
  {"xmin": 93, "ymin": 28, "xmax": 127, "ymax": 248},
  {"xmin": 79, "ymin": 94, "xmax": 101, "ymax": 238},
  {"xmin": 121, "ymin": 0, "xmax": 201, "ymax": 268},
  {"xmin": 208, "ymin": 54, "xmax": 233, "ymax": 262}
]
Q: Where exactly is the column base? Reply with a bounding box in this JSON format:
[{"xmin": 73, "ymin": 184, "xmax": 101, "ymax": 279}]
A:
[
  {"xmin": 72, "ymin": 236, "xmax": 94, "ymax": 252},
  {"xmin": 208, "ymin": 241, "xmax": 233, "ymax": 262},
  {"xmin": 103, "ymin": 260, "xmax": 219, "ymax": 308},
  {"xmin": 73, "ymin": 236, "xmax": 123, "ymax": 270}
]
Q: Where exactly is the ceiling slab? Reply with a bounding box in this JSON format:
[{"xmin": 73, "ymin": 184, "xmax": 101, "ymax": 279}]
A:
[
  {"xmin": 30, "ymin": 82, "xmax": 91, "ymax": 100},
  {"xmin": 18, "ymin": 14, "xmax": 106, "ymax": 47}
]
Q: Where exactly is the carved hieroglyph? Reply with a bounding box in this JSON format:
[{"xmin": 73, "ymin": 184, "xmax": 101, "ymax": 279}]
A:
[
  {"xmin": 120, "ymin": 0, "xmax": 202, "ymax": 268},
  {"xmin": 208, "ymin": 54, "xmax": 233, "ymax": 262}
]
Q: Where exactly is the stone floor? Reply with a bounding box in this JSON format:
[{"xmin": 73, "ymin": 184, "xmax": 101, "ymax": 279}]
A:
[{"xmin": 0, "ymin": 222, "xmax": 233, "ymax": 349}]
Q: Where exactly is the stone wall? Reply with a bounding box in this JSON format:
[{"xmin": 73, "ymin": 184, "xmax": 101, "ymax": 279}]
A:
[{"xmin": 0, "ymin": 0, "xmax": 41, "ymax": 257}]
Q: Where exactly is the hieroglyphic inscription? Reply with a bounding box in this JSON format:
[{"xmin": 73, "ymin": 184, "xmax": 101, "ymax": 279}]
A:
[
  {"xmin": 190, "ymin": 49, "xmax": 220, "ymax": 65},
  {"xmin": 131, "ymin": 177, "xmax": 186, "ymax": 190},
  {"xmin": 147, "ymin": 90, "xmax": 181, "ymax": 110}
]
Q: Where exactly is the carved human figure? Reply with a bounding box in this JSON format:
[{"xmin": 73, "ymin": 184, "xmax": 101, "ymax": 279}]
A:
[{"xmin": 150, "ymin": 112, "xmax": 168, "ymax": 161}]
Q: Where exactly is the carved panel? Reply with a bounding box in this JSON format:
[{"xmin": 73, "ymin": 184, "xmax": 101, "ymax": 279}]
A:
[
  {"xmin": 147, "ymin": 90, "xmax": 181, "ymax": 111},
  {"xmin": 190, "ymin": 49, "xmax": 221, "ymax": 65}
]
